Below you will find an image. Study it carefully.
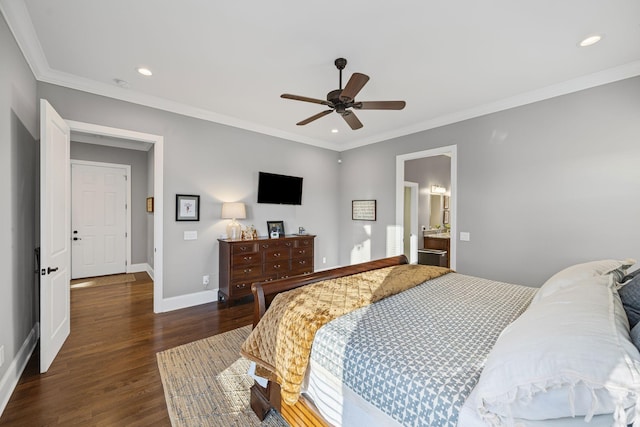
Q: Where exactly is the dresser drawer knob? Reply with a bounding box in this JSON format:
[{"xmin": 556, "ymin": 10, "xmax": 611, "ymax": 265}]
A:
[
  {"xmin": 273, "ymin": 264, "xmax": 281, "ymax": 269},
  {"xmin": 243, "ymin": 256, "xmax": 252, "ymax": 261},
  {"xmin": 273, "ymin": 252, "xmax": 281, "ymax": 257},
  {"xmin": 235, "ymin": 283, "xmax": 247, "ymax": 289},
  {"xmin": 244, "ymin": 268, "xmax": 252, "ymax": 273},
  {"xmin": 299, "ymin": 260, "xmax": 306, "ymax": 265}
]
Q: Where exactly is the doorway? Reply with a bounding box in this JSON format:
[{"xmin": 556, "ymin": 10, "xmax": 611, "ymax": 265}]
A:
[
  {"xmin": 396, "ymin": 145, "xmax": 457, "ymax": 269},
  {"xmin": 65, "ymin": 119, "xmax": 165, "ymax": 313}
]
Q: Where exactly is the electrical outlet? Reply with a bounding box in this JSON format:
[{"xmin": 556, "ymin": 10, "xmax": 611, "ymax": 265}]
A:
[
  {"xmin": 322, "ymin": 257, "xmax": 327, "ymax": 264},
  {"xmin": 202, "ymin": 275, "xmax": 210, "ymax": 287},
  {"xmin": 0, "ymin": 345, "xmax": 4, "ymax": 368}
]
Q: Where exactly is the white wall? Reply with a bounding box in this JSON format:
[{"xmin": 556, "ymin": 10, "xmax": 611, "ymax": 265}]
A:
[
  {"xmin": 37, "ymin": 82, "xmax": 341, "ymax": 299},
  {"xmin": 0, "ymin": 12, "xmax": 38, "ymax": 413},
  {"xmin": 339, "ymin": 76, "xmax": 640, "ymax": 287}
]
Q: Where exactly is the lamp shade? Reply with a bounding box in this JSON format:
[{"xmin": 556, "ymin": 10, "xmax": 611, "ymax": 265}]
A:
[{"xmin": 221, "ymin": 202, "xmax": 246, "ymax": 220}]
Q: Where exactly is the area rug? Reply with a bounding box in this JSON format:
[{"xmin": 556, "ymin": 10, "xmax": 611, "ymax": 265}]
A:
[
  {"xmin": 70, "ymin": 273, "xmax": 137, "ymax": 289},
  {"xmin": 157, "ymin": 325, "xmax": 289, "ymax": 427}
]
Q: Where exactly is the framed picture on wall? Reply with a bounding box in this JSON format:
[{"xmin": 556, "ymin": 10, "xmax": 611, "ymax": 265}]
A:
[
  {"xmin": 352, "ymin": 200, "xmax": 377, "ymax": 221},
  {"xmin": 443, "ymin": 210, "xmax": 450, "ymax": 224},
  {"xmin": 176, "ymin": 194, "xmax": 200, "ymax": 221},
  {"xmin": 443, "ymin": 196, "xmax": 450, "ymax": 209}
]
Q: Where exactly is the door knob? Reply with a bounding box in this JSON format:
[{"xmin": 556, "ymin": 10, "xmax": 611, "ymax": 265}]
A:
[
  {"xmin": 73, "ymin": 237, "xmax": 81, "ymax": 241},
  {"xmin": 47, "ymin": 267, "xmax": 58, "ymax": 274}
]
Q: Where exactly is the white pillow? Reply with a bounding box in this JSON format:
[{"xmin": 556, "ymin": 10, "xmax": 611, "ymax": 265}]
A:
[
  {"xmin": 530, "ymin": 258, "xmax": 635, "ymax": 304},
  {"xmin": 476, "ymin": 274, "xmax": 640, "ymax": 426}
]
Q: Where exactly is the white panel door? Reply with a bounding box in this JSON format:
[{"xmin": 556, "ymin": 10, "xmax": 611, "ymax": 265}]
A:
[
  {"xmin": 40, "ymin": 99, "xmax": 71, "ymax": 373},
  {"xmin": 71, "ymin": 163, "xmax": 127, "ymax": 279}
]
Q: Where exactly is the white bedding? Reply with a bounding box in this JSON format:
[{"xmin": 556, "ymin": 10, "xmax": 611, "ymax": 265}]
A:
[{"xmin": 304, "ymin": 358, "xmax": 617, "ymax": 427}]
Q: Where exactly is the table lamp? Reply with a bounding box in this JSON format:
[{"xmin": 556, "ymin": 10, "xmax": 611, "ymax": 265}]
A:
[{"xmin": 221, "ymin": 202, "xmax": 246, "ymax": 239}]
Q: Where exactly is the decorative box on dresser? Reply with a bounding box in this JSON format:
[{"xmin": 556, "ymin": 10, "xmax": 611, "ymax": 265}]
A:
[{"xmin": 218, "ymin": 235, "xmax": 316, "ymax": 303}]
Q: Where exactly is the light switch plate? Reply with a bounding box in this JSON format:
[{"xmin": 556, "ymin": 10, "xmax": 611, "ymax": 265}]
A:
[
  {"xmin": 184, "ymin": 230, "xmax": 198, "ymax": 240},
  {"xmin": 460, "ymin": 232, "xmax": 470, "ymax": 241}
]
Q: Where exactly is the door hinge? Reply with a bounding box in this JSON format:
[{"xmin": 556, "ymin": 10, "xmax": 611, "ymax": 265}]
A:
[
  {"xmin": 124, "ymin": 175, "xmax": 128, "ymax": 181},
  {"xmin": 125, "ymin": 232, "xmax": 128, "ymax": 238}
]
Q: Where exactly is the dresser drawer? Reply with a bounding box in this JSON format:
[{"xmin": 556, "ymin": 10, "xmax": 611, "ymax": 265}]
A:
[
  {"xmin": 291, "ymin": 246, "xmax": 313, "ymax": 259},
  {"xmin": 231, "ymin": 242, "xmax": 259, "ymax": 255},
  {"xmin": 230, "ymin": 265, "xmax": 263, "ymax": 282},
  {"xmin": 232, "ymin": 252, "xmax": 260, "ymax": 266},
  {"xmin": 264, "ymin": 260, "xmax": 291, "ymax": 275},
  {"xmin": 230, "ymin": 281, "xmax": 253, "ymax": 297},
  {"xmin": 295, "ymin": 238, "xmax": 314, "ymax": 248},
  {"xmin": 264, "ymin": 247, "xmax": 292, "ymax": 261},
  {"xmin": 260, "ymin": 240, "xmax": 294, "ymax": 251},
  {"xmin": 290, "ymin": 256, "xmax": 314, "ymax": 275}
]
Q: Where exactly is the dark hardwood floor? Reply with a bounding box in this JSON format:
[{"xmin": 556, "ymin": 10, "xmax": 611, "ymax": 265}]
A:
[{"xmin": 0, "ymin": 272, "xmax": 253, "ymax": 426}]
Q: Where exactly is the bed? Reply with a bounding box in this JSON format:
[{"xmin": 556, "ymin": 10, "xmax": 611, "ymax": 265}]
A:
[{"xmin": 241, "ymin": 255, "xmax": 640, "ymax": 427}]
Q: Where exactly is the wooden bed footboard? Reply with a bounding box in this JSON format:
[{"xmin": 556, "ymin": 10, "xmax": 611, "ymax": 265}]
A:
[
  {"xmin": 251, "ymin": 254, "xmax": 408, "ymax": 327},
  {"xmin": 248, "ymin": 255, "xmax": 408, "ymax": 425}
]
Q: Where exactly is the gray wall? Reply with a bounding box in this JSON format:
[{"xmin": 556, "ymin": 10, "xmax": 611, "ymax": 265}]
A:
[
  {"xmin": 340, "ymin": 76, "xmax": 640, "ymax": 287},
  {"xmin": 0, "ymin": 13, "xmax": 38, "ymax": 383},
  {"xmin": 37, "ymin": 83, "xmax": 341, "ymax": 298},
  {"xmin": 70, "ymin": 142, "xmax": 150, "ymax": 266},
  {"xmin": 405, "ymin": 155, "xmax": 451, "ymax": 233}
]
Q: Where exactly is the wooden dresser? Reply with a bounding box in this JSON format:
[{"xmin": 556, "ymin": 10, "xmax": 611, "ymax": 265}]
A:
[{"xmin": 218, "ymin": 235, "xmax": 316, "ymax": 303}]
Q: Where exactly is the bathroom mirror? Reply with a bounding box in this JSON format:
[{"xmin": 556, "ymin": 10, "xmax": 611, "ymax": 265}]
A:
[{"xmin": 429, "ymin": 195, "xmax": 450, "ymax": 230}]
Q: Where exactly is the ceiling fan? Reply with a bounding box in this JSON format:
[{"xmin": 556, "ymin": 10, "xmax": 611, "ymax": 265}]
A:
[{"xmin": 281, "ymin": 58, "xmax": 406, "ymax": 130}]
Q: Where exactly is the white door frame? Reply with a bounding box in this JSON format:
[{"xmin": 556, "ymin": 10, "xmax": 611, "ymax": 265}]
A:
[
  {"xmin": 66, "ymin": 120, "xmax": 165, "ymax": 313},
  {"xmin": 396, "ymin": 145, "xmax": 457, "ymax": 270},
  {"xmin": 71, "ymin": 160, "xmax": 131, "ymax": 278},
  {"xmin": 403, "ymin": 181, "xmax": 419, "ymax": 264}
]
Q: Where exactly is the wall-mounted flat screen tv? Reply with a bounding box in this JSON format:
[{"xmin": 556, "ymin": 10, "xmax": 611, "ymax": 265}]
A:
[{"xmin": 257, "ymin": 172, "xmax": 303, "ymax": 205}]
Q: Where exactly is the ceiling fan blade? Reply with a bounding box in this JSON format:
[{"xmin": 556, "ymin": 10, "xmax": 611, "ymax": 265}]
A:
[
  {"xmin": 342, "ymin": 110, "xmax": 363, "ymax": 130},
  {"xmin": 339, "ymin": 73, "xmax": 370, "ymax": 102},
  {"xmin": 296, "ymin": 109, "xmax": 333, "ymax": 126},
  {"xmin": 354, "ymin": 101, "xmax": 406, "ymax": 110},
  {"xmin": 281, "ymin": 94, "xmax": 332, "ymax": 106}
]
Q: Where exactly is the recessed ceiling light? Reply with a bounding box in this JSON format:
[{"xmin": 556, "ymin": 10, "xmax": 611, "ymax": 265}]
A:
[
  {"xmin": 578, "ymin": 34, "xmax": 603, "ymax": 47},
  {"xmin": 137, "ymin": 67, "xmax": 153, "ymax": 76},
  {"xmin": 331, "ymin": 129, "xmax": 339, "ymax": 134}
]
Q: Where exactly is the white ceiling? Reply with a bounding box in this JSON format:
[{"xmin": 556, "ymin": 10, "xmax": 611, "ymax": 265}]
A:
[{"xmin": 2, "ymin": 0, "xmax": 640, "ymax": 152}]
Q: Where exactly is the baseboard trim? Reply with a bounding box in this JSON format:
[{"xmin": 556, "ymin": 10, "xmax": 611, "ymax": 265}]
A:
[
  {"xmin": 127, "ymin": 263, "xmax": 150, "ymax": 274},
  {"xmin": 0, "ymin": 323, "xmax": 38, "ymax": 417},
  {"xmin": 160, "ymin": 289, "xmax": 218, "ymax": 312},
  {"xmin": 145, "ymin": 264, "xmax": 154, "ymax": 280}
]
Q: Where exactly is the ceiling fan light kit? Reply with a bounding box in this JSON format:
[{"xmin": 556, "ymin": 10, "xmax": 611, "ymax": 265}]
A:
[{"xmin": 281, "ymin": 58, "xmax": 406, "ymax": 130}]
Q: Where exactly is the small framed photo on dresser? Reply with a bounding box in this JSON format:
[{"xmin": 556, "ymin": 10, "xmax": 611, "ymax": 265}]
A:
[{"xmin": 267, "ymin": 220, "xmax": 285, "ymax": 238}]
